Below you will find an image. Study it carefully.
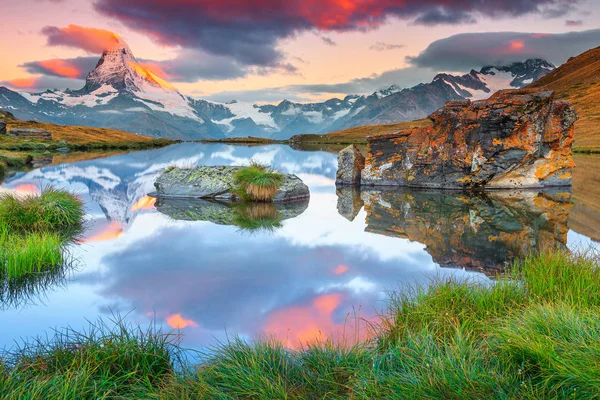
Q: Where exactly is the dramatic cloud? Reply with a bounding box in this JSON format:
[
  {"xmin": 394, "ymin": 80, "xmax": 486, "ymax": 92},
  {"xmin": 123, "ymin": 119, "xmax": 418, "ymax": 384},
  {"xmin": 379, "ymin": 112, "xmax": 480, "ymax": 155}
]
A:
[
  {"xmin": 138, "ymin": 52, "xmax": 250, "ymax": 82},
  {"xmin": 1, "ymin": 76, "xmax": 84, "ymax": 91},
  {"xmin": 17, "ymin": 49, "xmax": 288, "ymax": 86},
  {"xmin": 36, "ymin": 24, "xmax": 295, "ymax": 82},
  {"xmin": 94, "ymin": 0, "xmax": 579, "ymax": 67},
  {"xmin": 21, "ymin": 57, "xmax": 97, "ymax": 79},
  {"xmin": 370, "ymin": 41, "xmax": 405, "ymax": 51},
  {"xmin": 41, "ymin": 24, "xmax": 122, "ymax": 53},
  {"xmin": 408, "ymin": 29, "xmax": 600, "ymax": 71}
]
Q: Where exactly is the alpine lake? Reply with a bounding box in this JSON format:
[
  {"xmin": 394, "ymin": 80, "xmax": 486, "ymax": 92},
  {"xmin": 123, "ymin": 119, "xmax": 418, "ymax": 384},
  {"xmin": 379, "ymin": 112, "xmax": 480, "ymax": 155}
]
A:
[{"xmin": 1, "ymin": 143, "xmax": 598, "ymax": 351}]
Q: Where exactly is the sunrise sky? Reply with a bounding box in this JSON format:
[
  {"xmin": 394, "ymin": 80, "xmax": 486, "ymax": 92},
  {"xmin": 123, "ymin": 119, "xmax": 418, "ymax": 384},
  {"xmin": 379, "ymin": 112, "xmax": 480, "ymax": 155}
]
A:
[{"xmin": 1, "ymin": 0, "xmax": 599, "ymax": 103}]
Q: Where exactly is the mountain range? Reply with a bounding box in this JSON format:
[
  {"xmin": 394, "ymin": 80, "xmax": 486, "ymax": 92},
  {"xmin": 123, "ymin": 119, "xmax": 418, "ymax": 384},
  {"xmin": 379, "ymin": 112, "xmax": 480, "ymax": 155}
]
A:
[{"xmin": 0, "ymin": 37, "xmax": 555, "ymax": 140}]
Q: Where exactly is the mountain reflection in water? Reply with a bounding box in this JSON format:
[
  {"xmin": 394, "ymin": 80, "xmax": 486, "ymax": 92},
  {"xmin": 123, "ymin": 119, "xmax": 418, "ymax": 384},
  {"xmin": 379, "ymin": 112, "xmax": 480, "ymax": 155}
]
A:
[{"xmin": 0, "ymin": 143, "xmax": 596, "ymax": 350}]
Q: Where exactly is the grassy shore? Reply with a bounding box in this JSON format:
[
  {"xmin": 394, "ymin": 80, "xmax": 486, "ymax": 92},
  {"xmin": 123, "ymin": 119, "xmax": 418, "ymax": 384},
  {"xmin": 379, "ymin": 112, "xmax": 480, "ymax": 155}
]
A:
[
  {"xmin": 2, "ymin": 119, "xmax": 174, "ymax": 151},
  {"xmin": 0, "ymin": 250, "xmax": 599, "ymax": 399},
  {"xmin": 0, "ymin": 187, "xmax": 83, "ymax": 290},
  {"xmin": 0, "ymin": 117, "xmax": 174, "ymax": 173}
]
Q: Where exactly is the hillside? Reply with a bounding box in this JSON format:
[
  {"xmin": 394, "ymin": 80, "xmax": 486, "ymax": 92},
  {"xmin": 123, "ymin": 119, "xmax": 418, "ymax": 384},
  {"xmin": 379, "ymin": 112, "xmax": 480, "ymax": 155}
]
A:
[
  {"xmin": 1, "ymin": 118, "xmax": 173, "ymax": 150},
  {"xmin": 528, "ymin": 46, "xmax": 600, "ymax": 151},
  {"xmin": 290, "ymin": 119, "xmax": 432, "ymax": 144}
]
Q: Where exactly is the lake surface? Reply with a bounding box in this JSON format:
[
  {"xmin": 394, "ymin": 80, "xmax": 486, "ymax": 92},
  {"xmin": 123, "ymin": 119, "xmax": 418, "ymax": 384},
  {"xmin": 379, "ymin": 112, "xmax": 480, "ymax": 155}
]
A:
[{"xmin": 0, "ymin": 144, "xmax": 598, "ymax": 350}]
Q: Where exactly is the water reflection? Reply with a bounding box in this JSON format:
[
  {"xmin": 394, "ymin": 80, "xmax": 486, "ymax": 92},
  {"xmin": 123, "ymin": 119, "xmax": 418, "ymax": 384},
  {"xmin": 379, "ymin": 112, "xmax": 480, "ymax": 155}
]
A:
[
  {"xmin": 0, "ymin": 254, "xmax": 78, "ymax": 310},
  {"xmin": 338, "ymin": 187, "xmax": 572, "ymax": 274},
  {"xmin": 155, "ymin": 198, "xmax": 309, "ymax": 233},
  {"xmin": 0, "ymin": 143, "xmax": 596, "ymax": 350}
]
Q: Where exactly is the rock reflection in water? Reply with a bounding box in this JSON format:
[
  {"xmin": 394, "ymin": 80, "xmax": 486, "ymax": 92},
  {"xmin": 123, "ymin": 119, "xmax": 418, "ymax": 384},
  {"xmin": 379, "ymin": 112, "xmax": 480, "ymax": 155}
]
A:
[
  {"xmin": 154, "ymin": 197, "xmax": 309, "ymax": 232},
  {"xmin": 337, "ymin": 187, "xmax": 572, "ymax": 273}
]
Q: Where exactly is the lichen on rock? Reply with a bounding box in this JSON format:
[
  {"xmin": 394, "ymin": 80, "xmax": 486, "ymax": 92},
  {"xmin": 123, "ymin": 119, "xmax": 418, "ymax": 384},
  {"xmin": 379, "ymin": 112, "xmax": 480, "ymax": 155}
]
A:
[
  {"xmin": 152, "ymin": 165, "xmax": 310, "ymax": 202},
  {"xmin": 336, "ymin": 144, "xmax": 365, "ymax": 186},
  {"xmin": 346, "ymin": 89, "xmax": 577, "ymax": 189}
]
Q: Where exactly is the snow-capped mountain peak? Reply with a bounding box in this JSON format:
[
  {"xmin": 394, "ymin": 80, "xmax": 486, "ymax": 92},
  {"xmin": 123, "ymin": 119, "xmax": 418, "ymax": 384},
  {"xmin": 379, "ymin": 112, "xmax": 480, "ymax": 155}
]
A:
[
  {"xmin": 83, "ymin": 37, "xmax": 175, "ymax": 94},
  {"xmin": 0, "ymin": 38, "xmax": 555, "ymax": 141},
  {"xmin": 432, "ymin": 58, "xmax": 556, "ymax": 101}
]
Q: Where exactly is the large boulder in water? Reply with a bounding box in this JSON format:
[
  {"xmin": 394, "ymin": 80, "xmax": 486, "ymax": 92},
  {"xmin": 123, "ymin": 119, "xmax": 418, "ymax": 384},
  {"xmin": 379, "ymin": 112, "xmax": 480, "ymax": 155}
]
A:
[
  {"xmin": 336, "ymin": 145, "xmax": 365, "ymax": 186},
  {"xmin": 350, "ymin": 89, "xmax": 577, "ymax": 189},
  {"xmin": 152, "ymin": 165, "xmax": 310, "ymax": 202}
]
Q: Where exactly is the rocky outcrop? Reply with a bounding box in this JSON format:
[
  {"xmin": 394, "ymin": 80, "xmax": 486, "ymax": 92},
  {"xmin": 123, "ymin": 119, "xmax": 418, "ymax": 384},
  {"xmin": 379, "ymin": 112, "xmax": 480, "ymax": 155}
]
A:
[
  {"xmin": 0, "ymin": 110, "xmax": 15, "ymax": 135},
  {"xmin": 346, "ymin": 188, "xmax": 572, "ymax": 274},
  {"xmin": 349, "ymin": 89, "xmax": 577, "ymax": 189},
  {"xmin": 8, "ymin": 128, "xmax": 52, "ymax": 140},
  {"xmin": 0, "ymin": 110, "xmax": 15, "ymax": 121},
  {"xmin": 336, "ymin": 145, "xmax": 365, "ymax": 185},
  {"xmin": 152, "ymin": 166, "xmax": 310, "ymax": 202}
]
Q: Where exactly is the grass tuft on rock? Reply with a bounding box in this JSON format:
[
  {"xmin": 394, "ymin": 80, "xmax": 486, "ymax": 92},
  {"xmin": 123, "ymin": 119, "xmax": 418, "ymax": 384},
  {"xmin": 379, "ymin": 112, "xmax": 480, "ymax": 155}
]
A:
[{"xmin": 233, "ymin": 162, "xmax": 284, "ymax": 202}]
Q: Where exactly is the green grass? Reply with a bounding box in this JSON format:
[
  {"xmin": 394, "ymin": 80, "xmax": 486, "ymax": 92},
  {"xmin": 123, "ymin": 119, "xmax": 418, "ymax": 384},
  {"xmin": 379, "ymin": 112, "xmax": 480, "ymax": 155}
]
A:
[
  {"xmin": 0, "ymin": 186, "xmax": 84, "ymax": 234},
  {"xmin": 0, "ymin": 315, "xmax": 183, "ymax": 399},
  {"xmin": 233, "ymin": 162, "xmax": 285, "ymax": 202},
  {"xmin": 0, "ymin": 151, "xmax": 33, "ymax": 168},
  {"xmin": 1, "ymin": 251, "xmax": 600, "ymax": 399},
  {"xmin": 0, "ymin": 224, "xmax": 64, "ymax": 281},
  {"xmin": 0, "ymin": 187, "xmax": 83, "ymax": 303}
]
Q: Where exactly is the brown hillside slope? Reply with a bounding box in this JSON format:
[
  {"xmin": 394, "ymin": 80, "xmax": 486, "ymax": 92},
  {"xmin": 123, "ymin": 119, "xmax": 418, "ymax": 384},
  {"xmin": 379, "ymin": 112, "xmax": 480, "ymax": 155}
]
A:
[
  {"xmin": 528, "ymin": 46, "xmax": 600, "ymax": 151},
  {"xmin": 290, "ymin": 119, "xmax": 431, "ymax": 144},
  {"xmin": 2, "ymin": 119, "xmax": 173, "ymax": 149}
]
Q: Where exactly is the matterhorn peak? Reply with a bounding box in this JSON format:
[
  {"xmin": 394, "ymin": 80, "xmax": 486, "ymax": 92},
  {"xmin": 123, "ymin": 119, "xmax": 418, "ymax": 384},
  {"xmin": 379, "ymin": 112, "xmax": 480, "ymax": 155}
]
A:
[{"xmin": 82, "ymin": 37, "xmax": 175, "ymax": 94}]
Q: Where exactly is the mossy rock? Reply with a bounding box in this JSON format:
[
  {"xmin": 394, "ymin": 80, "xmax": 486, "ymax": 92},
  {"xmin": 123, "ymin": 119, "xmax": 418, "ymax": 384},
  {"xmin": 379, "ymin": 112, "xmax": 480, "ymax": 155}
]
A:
[{"xmin": 153, "ymin": 166, "xmax": 310, "ymax": 203}]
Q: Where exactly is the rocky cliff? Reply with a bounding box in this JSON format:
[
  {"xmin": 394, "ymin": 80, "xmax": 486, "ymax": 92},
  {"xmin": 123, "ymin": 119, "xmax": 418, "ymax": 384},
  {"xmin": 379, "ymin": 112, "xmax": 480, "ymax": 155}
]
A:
[{"xmin": 356, "ymin": 89, "xmax": 577, "ymax": 189}]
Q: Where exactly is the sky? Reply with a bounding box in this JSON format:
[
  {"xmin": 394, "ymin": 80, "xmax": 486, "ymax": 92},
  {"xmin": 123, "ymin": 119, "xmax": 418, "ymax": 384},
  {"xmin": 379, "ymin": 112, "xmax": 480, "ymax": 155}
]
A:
[{"xmin": 1, "ymin": 0, "xmax": 599, "ymax": 104}]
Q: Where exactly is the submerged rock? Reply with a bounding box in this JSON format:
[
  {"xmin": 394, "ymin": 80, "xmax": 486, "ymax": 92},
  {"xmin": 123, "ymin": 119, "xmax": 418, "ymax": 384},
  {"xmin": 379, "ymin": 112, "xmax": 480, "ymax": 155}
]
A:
[
  {"xmin": 336, "ymin": 145, "xmax": 365, "ymax": 185},
  {"xmin": 342, "ymin": 89, "xmax": 577, "ymax": 189},
  {"xmin": 153, "ymin": 165, "xmax": 310, "ymax": 202}
]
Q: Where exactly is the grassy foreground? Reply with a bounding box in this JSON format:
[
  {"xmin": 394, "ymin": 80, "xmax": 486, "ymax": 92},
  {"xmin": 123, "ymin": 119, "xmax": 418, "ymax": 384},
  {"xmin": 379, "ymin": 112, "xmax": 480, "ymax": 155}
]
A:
[{"xmin": 0, "ymin": 250, "xmax": 599, "ymax": 399}]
